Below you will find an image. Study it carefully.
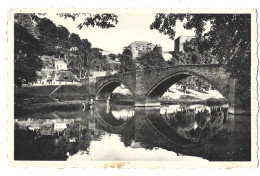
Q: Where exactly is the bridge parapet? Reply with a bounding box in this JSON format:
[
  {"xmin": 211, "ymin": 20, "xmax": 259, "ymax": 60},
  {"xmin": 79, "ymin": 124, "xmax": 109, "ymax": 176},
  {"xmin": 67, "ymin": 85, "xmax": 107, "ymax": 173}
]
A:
[{"xmin": 136, "ymin": 64, "xmax": 229, "ymax": 98}]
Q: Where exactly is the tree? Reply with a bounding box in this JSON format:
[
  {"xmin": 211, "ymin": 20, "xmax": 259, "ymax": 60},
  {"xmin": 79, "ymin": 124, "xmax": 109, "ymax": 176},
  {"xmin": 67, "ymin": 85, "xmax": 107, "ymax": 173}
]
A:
[
  {"xmin": 119, "ymin": 49, "xmax": 136, "ymax": 72},
  {"xmin": 67, "ymin": 34, "xmax": 92, "ymax": 79},
  {"xmin": 69, "ymin": 33, "xmax": 82, "ymax": 48},
  {"xmin": 167, "ymin": 38, "xmax": 217, "ymax": 66},
  {"xmin": 183, "ymin": 38, "xmax": 217, "ymax": 64},
  {"xmin": 37, "ymin": 17, "xmax": 59, "ymax": 55},
  {"xmin": 56, "ymin": 25, "xmax": 70, "ymax": 53},
  {"xmin": 108, "ymin": 53, "xmax": 117, "ymax": 60},
  {"xmin": 167, "ymin": 56, "xmax": 180, "ymax": 66},
  {"xmin": 138, "ymin": 51, "xmax": 168, "ymax": 69},
  {"xmin": 14, "ymin": 13, "xmax": 41, "ymax": 38},
  {"xmin": 14, "ymin": 23, "xmax": 43, "ymax": 86},
  {"xmin": 86, "ymin": 48, "xmax": 112, "ymax": 72},
  {"xmin": 57, "ymin": 13, "xmax": 118, "ymax": 29},
  {"xmin": 150, "ymin": 14, "xmax": 251, "ymax": 107}
]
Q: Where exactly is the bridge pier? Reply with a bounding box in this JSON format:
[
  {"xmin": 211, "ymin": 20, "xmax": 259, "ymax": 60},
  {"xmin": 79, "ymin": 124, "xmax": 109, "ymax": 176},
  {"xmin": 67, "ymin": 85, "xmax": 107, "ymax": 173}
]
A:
[
  {"xmin": 227, "ymin": 102, "xmax": 250, "ymax": 115},
  {"xmin": 95, "ymin": 92, "xmax": 111, "ymax": 101},
  {"xmin": 225, "ymin": 78, "xmax": 250, "ymax": 115}
]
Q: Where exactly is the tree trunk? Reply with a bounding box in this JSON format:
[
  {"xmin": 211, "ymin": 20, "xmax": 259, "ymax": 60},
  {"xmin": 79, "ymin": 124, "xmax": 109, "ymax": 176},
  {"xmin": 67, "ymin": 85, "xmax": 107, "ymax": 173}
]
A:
[{"xmin": 79, "ymin": 65, "xmax": 81, "ymax": 79}]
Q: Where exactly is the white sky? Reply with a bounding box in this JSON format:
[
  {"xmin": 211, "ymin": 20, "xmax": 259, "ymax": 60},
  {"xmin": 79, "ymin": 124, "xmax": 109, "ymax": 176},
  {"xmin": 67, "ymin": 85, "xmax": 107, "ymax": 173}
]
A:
[{"xmin": 45, "ymin": 13, "xmax": 196, "ymax": 54}]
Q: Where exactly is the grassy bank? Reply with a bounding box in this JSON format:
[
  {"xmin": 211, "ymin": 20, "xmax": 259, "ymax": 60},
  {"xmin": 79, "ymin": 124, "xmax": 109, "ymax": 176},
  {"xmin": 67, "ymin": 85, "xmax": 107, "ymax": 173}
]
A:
[
  {"xmin": 15, "ymin": 85, "xmax": 227, "ymax": 116},
  {"xmin": 51, "ymin": 85, "xmax": 90, "ymax": 101},
  {"xmin": 15, "ymin": 85, "xmax": 90, "ymax": 103},
  {"xmin": 14, "ymin": 85, "xmax": 91, "ymax": 116},
  {"xmin": 15, "ymin": 85, "xmax": 59, "ymax": 99}
]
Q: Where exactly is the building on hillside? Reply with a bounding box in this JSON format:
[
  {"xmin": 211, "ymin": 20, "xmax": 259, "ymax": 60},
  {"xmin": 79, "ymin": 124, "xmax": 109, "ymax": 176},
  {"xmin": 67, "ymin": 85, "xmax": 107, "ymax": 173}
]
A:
[
  {"xmin": 55, "ymin": 60, "xmax": 68, "ymax": 70},
  {"xmin": 123, "ymin": 41, "xmax": 157, "ymax": 59},
  {"xmin": 37, "ymin": 57, "xmax": 80, "ymax": 85},
  {"xmin": 174, "ymin": 35, "xmax": 195, "ymax": 52},
  {"xmin": 70, "ymin": 47, "xmax": 78, "ymax": 51},
  {"xmin": 89, "ymin": 71, "xmax": 107, "ymax": 77},
  {"xmin": 100, "ymin": 50, "xmax": 111, "ymax": 56}
]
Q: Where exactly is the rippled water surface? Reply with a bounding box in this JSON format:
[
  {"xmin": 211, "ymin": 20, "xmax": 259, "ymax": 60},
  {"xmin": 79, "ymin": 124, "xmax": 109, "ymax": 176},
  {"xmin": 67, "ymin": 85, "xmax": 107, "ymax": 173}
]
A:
[{"xmin": 14, "ymin": 103, "xmax": 251, "ymax": 161}]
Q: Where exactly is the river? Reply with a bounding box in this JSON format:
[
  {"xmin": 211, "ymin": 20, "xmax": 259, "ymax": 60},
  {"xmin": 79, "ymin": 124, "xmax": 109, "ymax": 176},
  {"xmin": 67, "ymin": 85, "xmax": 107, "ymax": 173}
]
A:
[{"xmin": 14, "ymin": 102, "xmax": 251, "ymax": 161}]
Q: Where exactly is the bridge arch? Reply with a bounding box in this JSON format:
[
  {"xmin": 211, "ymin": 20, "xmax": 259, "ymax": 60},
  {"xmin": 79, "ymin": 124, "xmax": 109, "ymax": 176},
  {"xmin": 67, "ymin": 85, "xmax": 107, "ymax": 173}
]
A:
[
  {"xmin": 96, "ymin": 79, "xmax": 135, "ymax": 100},
  {"xmin": 145, "ymin": 71, "xmax": 225, "ymax": 100}
]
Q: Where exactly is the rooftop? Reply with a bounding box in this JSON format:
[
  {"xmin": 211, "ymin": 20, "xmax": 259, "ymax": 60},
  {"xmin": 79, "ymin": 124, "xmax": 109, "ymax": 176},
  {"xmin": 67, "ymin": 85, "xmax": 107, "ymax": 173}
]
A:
[
  {"xmin": 130, "ymin": 41, "xmax": 154, "ymax": 45},
  {"xmin": 55, "ymin": 60, "xmax": 67, "ymax": 64}
]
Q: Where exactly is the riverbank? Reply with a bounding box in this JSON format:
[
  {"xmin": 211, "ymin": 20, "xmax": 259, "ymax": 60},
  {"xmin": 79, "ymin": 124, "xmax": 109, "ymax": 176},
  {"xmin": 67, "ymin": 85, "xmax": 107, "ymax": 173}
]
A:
[
  {"xmin": 160, "ymin": 97, "xmax": 227, "ymax": 106},
  {"xmin": 14, "ymin": 85, "xmax": 92, "ymax": 116},
  {"xmin": 15, "ymin": 85, "xmax": 90, "ymax": 103},
  {"xmin": 15, "ymin": 85, "xmax": 227, "ymax": 116}
]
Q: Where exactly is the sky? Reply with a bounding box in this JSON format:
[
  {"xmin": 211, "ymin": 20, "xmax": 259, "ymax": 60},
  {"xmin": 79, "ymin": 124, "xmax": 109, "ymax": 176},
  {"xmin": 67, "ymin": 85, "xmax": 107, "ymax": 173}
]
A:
[{"xmin": 45, "ymin": 13, "xmax": 196, "ymax": 54}]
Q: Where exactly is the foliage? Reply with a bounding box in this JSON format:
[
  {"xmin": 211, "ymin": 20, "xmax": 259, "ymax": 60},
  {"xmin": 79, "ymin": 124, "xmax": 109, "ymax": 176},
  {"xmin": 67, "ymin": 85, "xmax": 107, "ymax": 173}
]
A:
[
  {"xmin": 108, "ymin": 53, "xmax": 117, "ymax": 60},
  {"xmin": 138, "ymin": 51, "xmax": 168, "ymax": 69},
  {"xmin": 167, "ymin": 56, "xmax": 180, "ymax": 66},
  {"xmin": 40, "ymin": 55, "xmax": 56, "ymax": 69},
  {"xmin": 86, "ymin": 48, "xmax": 112, "ymax": 72},
  {"xmin": 150, "ymin": 14, "xmax": 251, "ymax": 107},
  {"xmin": 56, "ymin": 25, "xmax": 70, "ymax": 52},
  {"xmin": 14, "ymin": 13, "xmax": 41, "ymax": 38},
  {"xmin": 36, "ymin": 17, "xmax": 59, "ymax": 55},
  {"xmin": 68, "ymin": 47, "xmax": 112, "ymax": 78},
  {"xmin": 14, "ymin": 23, "xmax": 43, "ymax": 86},
  {"xmin": 69, "ymin": 33, "xmax": 82, "ymax": 48},
  {"xmin": 150, "ymin": 13, "xmax": 250, "ymax": 74},
  {"xmin": 57, "ymin": 13, "xmax": 118, "ymax": 29},
  {"xmin": 66, "ymin": 33, "xmax": 90, "ymax": 78},
  {"xmin": 167, "ymin": 39, "xmax": 217, "ymax": 66},
  {"xmin": 119, "ymin": 49, "xmax": 136, "ymax": 72}
]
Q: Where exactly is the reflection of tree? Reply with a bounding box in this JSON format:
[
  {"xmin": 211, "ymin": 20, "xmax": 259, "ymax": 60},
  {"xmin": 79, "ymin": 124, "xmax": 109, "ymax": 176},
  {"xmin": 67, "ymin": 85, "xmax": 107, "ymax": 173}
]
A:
[
  {"xmin": 120, "ymin": 137, "xmax": 132, "ymax": 147},
  {"xmin": 195, "ymin": 109, "xmax": 210, "ymax": 128},
  {"xmin": 14, "ymin": 129, "xmax": 68, "ymax": 160},
  {"xmin": 54, "ymin": 122, "xmax": 92, "ymax": 156},
  {"xmin": 161, "ymin": 107, "xmax": 225, "ymax": 142},
  {"xmin": 14, "ymin": 121, "xmax": 96, "ymax": 160}
]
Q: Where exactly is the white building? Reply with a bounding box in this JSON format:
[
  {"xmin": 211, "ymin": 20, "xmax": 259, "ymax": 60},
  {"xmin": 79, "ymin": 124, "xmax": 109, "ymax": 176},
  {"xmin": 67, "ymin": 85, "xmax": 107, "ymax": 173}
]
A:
[
  {"xmin": 123, "ymin": 41, "xmax": 156, "ymax": 59},
  {"xmin": 101, "ymin": 50, "xmax": 111, "ymax": 56},
  {"xmin": 55, "ymin": 60, "xmax": 68, "ymax": 70},
  {"xmin": 89, "ymin": 71, "xmax": 107, "ymax": 77}
]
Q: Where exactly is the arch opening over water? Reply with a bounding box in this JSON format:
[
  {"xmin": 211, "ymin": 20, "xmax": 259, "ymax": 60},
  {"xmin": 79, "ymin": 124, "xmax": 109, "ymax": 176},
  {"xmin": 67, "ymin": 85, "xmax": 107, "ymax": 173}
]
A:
[
  {"xmin": 146, "ymin": 72, "xmax": 225, "ymax": 102},
  {"xmin": 96, "ymin": 80, "xmax": 134, "ymax": 101}
]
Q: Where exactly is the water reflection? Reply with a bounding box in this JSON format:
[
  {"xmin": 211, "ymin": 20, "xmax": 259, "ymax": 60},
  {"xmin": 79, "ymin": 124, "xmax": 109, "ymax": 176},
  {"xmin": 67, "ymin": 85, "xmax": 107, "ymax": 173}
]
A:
[
  {"xmin": 14, "ymin": 103, "xmax": 250, "ymax": 161},
  {"xmin": 158, "ymin": 104, "xmax": 228, "ymax": 142},
  {"xmin": 96, "ymin": 104, "xmax": 135, "ymax": 128}
]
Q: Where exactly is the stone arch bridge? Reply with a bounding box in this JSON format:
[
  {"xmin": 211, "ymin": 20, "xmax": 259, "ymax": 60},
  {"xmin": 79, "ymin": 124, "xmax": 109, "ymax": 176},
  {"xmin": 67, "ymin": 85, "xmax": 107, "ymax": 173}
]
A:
[{"xmin": 81, "ymin": 64, "xmax": 243, "ymax": 114}]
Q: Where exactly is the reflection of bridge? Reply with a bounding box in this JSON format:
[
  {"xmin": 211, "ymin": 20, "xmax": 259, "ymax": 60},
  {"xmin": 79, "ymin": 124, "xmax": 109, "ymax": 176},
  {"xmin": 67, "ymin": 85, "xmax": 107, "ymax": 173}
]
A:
[
  {"xmin": 81, "ymin": 64, "xmax": 243, "ymax": 114},
  {"xmin": 94, "ymin": 107, "xmax": 203, "ymax": 158}
]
